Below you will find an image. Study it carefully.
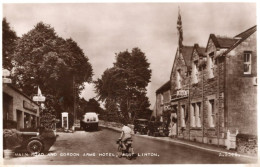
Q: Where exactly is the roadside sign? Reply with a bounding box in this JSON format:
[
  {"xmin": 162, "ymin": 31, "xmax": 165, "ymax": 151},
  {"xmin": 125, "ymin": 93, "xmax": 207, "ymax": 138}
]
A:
[{"xmin": 33, "ymin": 96, "xmax": 46, "ymax": 102}]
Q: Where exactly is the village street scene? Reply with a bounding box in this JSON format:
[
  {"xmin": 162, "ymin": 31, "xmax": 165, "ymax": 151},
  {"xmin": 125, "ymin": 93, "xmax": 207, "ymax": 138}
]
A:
[{"xmin": 2, "ymin": 2, "xmax": 258, "ymax": 165}]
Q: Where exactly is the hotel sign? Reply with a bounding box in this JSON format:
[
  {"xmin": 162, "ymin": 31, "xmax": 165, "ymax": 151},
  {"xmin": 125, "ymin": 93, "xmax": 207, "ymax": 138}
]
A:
[
  {"xmin": 171, "ymin": 90, "xmax": 189, "ymax": 101},
  {"xmin": 23, "ymin": 101, "xmax": 37, "ymax": 113},
  {"xmin": 177, "ymin": 90, "xmax": 189, "ymax": 96}
]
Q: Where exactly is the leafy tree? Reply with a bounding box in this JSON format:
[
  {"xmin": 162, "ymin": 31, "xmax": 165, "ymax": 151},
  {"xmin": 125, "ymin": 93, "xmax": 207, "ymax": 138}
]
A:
[
  {"xmin": 12, "ymin": 22, "xmax": 93, "ymax": 121},
  {"xmin": 77, "ymin": 97, "xmax": 104, "ymax": 120},
  {"xmin": 2, "ymin": 18, "xmax": 18, "ymax": 70},
  {"xmin": 95, "ymin": 48, "xmax": 151, "ymax": 123}
]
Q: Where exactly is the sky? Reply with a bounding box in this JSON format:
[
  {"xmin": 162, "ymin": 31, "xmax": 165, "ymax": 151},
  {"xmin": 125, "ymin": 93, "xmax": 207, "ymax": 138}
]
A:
[{"xmin": 2, "ymin": 3, "xmax": 256, "ymax": 109}]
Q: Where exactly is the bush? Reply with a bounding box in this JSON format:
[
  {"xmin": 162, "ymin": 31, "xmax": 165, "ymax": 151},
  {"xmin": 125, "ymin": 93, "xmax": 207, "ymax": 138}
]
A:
[
  {"xmin": 39, "ymin": 128, "xmax": 56, "ymax": 153},
  {"xmin": 3, "ymin": 129, "xmax": 23, "ymax": 150}
]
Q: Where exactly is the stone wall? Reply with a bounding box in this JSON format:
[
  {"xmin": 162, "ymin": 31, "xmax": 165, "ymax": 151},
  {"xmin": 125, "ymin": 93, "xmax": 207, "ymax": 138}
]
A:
[{"xmin": 225, "ymin": 31, "xmax": 257, "ymax": 135}]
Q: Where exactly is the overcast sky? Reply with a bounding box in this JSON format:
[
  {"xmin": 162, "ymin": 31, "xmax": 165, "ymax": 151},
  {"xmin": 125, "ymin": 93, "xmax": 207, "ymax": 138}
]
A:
[{"xmin": 3, "ymin": 3, "xmax": 256, "ymax": 109}]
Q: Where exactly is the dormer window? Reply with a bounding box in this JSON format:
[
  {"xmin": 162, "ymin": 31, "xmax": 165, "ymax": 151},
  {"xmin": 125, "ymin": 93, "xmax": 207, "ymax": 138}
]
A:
[
  {"xmin": 176, "ymin": 69, "xmax": 182, "ymax": 89},
  {"xmin": 244, "ymin": 51, "xmax": 252, "ymax": 74},
  {"xmin": 192, "ymin": 60, "xmax": 199, "ymax": 84},
  {"xmin": 208, "ymin": 52, "xmax": 214, "ymax": 79}
]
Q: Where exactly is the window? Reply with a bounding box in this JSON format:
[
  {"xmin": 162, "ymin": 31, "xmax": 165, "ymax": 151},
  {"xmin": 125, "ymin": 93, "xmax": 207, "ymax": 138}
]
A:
[
  {"xmin": 181, "ymin": 105, "xmax": 186, "ymax": 127},
  {"xmin": 190, "ymin": 104, "xmax": 195, "ymax": 127},
  {"xmin": 176, "ymin": 69, "xmax": 182, "ymax": 89},
  {"xmin": 191, "ymin": 102, "xmax": 201, "ymax": 128},
  {"xmin": 244, "ymin": 52, "xmax": 252, "ymax": 74},
  {"xmin": 208, "ymin": 52, "xmax": 214, "ymax": 79},
  {"xmin": 208, "ymin": 100, "xmax": 215, "ymax": 128},
  {"xmin": 161, "ymin": 94, "xmax": 164, "ymax": 104},
  {"xmin": 195, "ymin": 103, "xmax": 201, "ymax": 127},
  {"xmin": 192, "ymin": 60, "xmax": 199, "ymax": 84}
]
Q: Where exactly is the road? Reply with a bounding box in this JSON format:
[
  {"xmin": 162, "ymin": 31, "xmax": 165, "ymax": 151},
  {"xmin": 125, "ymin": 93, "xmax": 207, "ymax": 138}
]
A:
[{"xmin": 4, "ymin": 127, "xmax": 258, "ymax": 165}]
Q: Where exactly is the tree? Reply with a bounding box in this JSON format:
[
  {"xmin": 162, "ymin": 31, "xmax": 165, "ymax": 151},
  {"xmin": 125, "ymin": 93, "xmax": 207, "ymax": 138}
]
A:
[
  {"xmin": 2, "ymin": 18, "xmax": 18, "ymax": 70},
  {"xmin": 12, "ymin": 22, "xmax": 93, "ymax": 121},
  {"xmin": 95, "ymin": 48, "xmax": 151, "ymax": 123}
]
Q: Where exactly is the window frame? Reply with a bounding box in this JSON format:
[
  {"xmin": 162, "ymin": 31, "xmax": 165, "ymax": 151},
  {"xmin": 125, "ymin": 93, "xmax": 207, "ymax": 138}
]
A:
[
  {"xmin": 208, "ymin": 99, "xmax": 215, "ymax": 128},
  {"xmin": 176, "ymin": 69, "xmax": 182, "ymax": 89},
  {"xmin": 208, "ymin": 52, "xmax": 215, "ymax": 79},
  {"xmin": 243, "ymin": 51, "xmax": 252, "ymax": 75},
  {"xmin": 190, "ymin": 103, "xmax": 196, "ymax": 127},
  {"xmin": 181, "ymin": 105, "xmax": 186, "ymax": 128},
  {"xmin": 192, "ymin": 60, "xmax": 199, "ymax": 84}
]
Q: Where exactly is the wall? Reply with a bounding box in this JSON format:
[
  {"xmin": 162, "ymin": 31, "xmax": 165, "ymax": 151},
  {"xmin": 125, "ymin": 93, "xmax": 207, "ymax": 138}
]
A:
[{"xmin": 225, "ymin": 31, "xmax": 257, "ymax": 135}]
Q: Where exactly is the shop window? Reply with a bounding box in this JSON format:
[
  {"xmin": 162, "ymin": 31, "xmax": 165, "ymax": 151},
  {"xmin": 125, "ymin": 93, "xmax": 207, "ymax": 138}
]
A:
[
  {"xmin": 208, "ymin": 52, "xmax": 214, "ymax": 79},
  {"xmin": 190, "ymin": 104, "xmax": 195, "ymax": 127},
  {"xmin": 208, "ymin": 99, "xmax": 215, "ymax": 128},
  {"xmin": 176, "ymin": 69, "xmax": 182, "ymax": 89},
  {"xmin": 192, "ymin": 60, "xmax": 199, "ymax": 84},
  {"xmin": 181, "ymin": 105, "xmax": 186, "ymax": 128},
  {"xmin": 244, "ymin": 51, "xmax": 252, "ymax": 74}
]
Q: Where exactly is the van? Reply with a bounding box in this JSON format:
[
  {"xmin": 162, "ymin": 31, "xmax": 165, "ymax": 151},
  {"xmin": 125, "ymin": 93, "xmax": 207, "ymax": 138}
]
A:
[{"xmin": 80, "ymin": 112, "xmax": 99, "ymax": 131}]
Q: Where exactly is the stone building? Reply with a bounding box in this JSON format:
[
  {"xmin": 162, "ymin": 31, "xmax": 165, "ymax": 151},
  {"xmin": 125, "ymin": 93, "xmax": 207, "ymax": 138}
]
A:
[
  {"xmin": 169, "ymin": 25, "xmax": 257, "ymax": 150},
  {"xmin": 153, "ymin": 80, "xmax": 171, "ymax": 121},
  {"xmin": 3, "ymin": 84, "xmax": 40, "ymax": 130}
]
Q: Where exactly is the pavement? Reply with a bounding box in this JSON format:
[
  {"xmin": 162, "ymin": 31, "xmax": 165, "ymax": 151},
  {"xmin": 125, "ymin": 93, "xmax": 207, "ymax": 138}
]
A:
[{"xmin": 99, "ymin": 123, "xmax": 259, "ymax": 161}]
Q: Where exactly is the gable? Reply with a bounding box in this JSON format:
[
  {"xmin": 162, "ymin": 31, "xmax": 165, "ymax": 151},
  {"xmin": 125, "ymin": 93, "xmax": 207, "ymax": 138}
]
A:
[
  {"xmin": 192, "ymin": 49, "xmax": 200, "ymax": 61},
  {"xmin": 206, "ymin": 38, "xmax": 217, "ymax": 54},
  {"xmin": 171, "ymin": 49, "xmax": 186, "ymax": 78}
]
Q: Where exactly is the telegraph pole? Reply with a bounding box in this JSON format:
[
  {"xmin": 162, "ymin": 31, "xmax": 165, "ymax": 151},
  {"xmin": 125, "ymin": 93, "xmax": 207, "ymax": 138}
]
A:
[{"xmin": 73, "ymin": 75, "xmax": 76, "ymax": 123}]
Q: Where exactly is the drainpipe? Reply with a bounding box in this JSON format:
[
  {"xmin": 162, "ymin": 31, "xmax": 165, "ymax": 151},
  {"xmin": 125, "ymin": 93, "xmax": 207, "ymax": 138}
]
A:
[
  {"xmin": 217, "ymin": 58, "xmax": 220, "ymax": 147},
  {"xmin": 155, "ymin": 93, "xmax": 157, "ymax": 117},
  {"xmin": 202, "ymin": 62, "xmax": 204, "ymax": 143},
  {"xmin": 188, "ymin": 72, "xmax": 191, "ymax": 141}
]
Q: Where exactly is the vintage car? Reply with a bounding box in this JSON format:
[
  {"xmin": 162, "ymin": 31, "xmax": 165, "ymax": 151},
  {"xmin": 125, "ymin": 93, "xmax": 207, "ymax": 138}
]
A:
[
  {"xmin": 133, "ymin": 119, "xmax": 149, "ymax": 135},
  {"xmin": 80, "ymin": 112, "xmax": 99, "ymax": 131},
  {"xmin": 15, "ymin": 128, "xmax": 57, "ymax": 154},
  {"xmin": 157, "ymin": 122, "xmax": 169, "ymax": 137},
  {"xmin": 147, "ymin": 121, "xmax": 169, "ymax": 137}
]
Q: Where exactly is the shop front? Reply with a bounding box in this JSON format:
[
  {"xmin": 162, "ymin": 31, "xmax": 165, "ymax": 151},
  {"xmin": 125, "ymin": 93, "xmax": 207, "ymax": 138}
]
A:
[{"xmin": 3, "ymin": 84, "xmax": 40, "ymax": 130}]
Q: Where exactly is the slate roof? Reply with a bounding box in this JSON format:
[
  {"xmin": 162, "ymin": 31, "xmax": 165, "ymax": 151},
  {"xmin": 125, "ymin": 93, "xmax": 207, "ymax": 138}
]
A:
[
  {"xmin": 220, "ymin": 25, "xmax": 257, "ymax": 56},
  {"xmin": 209, "ymin": 34, "xmax": 239, "ymax": 49},
  {"xmin": 194, "ymin": 44, "xmax": 206, "ymax": 57},
  {"xmin": 235, "ymin": 25, "xmax": 257, "ymax": 39},
  {"xmin": 156, "ymin": 80, "xmax": 170, "ymax": 94}
]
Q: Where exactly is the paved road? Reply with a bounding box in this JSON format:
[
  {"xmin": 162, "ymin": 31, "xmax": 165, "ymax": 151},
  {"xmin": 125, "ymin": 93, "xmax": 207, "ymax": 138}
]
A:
[{"xmin": 4, "ymin": 127, "xmax": 258, "ymax": 165}]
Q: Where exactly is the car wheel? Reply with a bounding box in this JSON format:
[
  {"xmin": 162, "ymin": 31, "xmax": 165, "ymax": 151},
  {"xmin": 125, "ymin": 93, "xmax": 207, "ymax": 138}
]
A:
[{"xmin": 27, "ymin": 140, "xmax": 43, "ymax": 154}]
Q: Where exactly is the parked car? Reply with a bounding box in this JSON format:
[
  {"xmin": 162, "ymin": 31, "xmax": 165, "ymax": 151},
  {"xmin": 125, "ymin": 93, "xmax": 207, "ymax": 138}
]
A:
[
  {"xmin": 80, "ymin": 112, "xmax": 99, "ymax": 131},
  {"xmin": 157, "ymin": 122, "xmax": 169, "ymax": 137},
  {"xmin": 147, "ymin": 121, "xmax": 169, "ymax": 137},
  {"xmin": 147, "ymin": 121, "xmax": 161, "ymax": 137},
  {"xmin": 133, "ymin": 119, "xmax": 149, "ymax": 135},
  {"xmin": 16, "ymin": 128, "xmax": 57, "ymax": 154}
]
